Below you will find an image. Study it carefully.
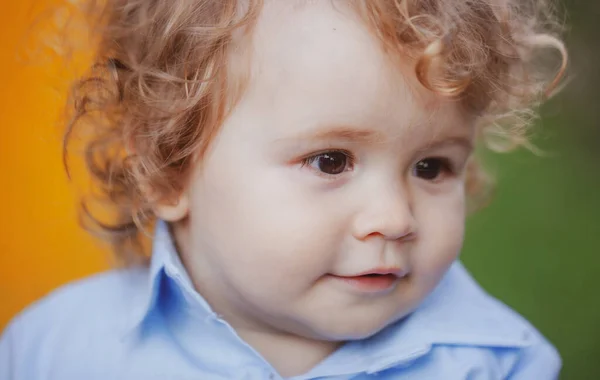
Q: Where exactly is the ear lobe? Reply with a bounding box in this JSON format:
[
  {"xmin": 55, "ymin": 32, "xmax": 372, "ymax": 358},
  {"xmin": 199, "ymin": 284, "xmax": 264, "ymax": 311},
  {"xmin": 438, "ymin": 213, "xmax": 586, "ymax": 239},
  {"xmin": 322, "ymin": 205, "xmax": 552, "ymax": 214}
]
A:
[{"xmin": 153, "ymin": 192, "xmax": 190, "ymax": 222}]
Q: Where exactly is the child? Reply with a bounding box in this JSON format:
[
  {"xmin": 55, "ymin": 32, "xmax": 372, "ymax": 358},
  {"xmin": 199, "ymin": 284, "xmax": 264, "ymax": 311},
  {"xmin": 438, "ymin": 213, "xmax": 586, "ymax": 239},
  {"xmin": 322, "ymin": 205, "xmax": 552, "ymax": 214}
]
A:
[{"xmin": 1, "ymin": 0, "xmax": 567, "ymax": 378}]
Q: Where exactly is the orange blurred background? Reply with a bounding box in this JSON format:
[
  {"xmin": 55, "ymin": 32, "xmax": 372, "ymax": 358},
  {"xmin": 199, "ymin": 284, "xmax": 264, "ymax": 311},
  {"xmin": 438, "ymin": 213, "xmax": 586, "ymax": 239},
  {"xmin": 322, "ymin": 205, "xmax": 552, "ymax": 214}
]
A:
[{"xmin": 0, "ymin": 0, "xmax": 108, "ymax": 329}]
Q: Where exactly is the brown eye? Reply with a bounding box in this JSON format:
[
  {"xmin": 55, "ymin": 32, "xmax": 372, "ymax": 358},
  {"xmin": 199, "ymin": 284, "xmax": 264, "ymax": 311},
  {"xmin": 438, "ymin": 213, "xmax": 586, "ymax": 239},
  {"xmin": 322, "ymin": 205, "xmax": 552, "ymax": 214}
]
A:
[
  {"xmin": 303, "ymin": 151, "xmax": 353, "ymax": 176},
  {"xmin": 413, "ymin": 158, "xmax": 451, "ymax": 180}
]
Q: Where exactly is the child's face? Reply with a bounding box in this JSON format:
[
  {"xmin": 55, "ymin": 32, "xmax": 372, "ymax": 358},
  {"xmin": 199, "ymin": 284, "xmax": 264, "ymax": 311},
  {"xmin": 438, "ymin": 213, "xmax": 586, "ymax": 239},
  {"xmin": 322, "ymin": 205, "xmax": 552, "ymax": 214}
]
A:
[{"xmin": 164, "ymin": 2, "xmax": 474, "ymax": 341}]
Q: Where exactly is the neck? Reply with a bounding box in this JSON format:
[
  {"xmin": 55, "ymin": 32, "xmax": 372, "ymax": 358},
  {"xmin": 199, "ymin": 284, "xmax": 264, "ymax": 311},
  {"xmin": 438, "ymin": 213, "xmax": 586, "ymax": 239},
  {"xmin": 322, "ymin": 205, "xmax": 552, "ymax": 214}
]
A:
[{"xmin": 237, "ymin": 328, "xmax": 342, "ymax": 377}]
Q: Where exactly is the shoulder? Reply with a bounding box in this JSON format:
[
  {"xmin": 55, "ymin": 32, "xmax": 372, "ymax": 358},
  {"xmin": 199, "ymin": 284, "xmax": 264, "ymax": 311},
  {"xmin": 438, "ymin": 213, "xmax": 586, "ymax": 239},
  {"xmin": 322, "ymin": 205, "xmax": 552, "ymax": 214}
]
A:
[
  {"xmin": 7, "ymin": 267, "xmax": 149, "ymax": 333},
  {"xmin": 406, "ymin": 261, "xmax": 561, "ymax": 378},
  {"xmin": 0, "ymin": 268, "xmax": 150, "ymax": 379}
]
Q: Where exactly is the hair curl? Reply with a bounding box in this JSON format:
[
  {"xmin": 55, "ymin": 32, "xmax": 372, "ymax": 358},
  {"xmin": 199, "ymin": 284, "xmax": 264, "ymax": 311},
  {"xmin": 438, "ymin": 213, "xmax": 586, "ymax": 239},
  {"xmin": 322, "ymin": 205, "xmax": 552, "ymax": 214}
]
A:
[{"xmin": 57, "ymin": 0, "xmax": 566, "ymax": 265}]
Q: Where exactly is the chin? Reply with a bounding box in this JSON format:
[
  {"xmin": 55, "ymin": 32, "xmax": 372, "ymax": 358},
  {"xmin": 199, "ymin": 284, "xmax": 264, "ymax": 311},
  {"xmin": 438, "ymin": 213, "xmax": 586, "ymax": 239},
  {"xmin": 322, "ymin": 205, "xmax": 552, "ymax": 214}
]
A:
[
  {"xmin": 323, "ymin": 324, "xmax": 390, "ymax": 342},
  {"xmin": 307, "ymin": 314, "xmax": 400, "ymax": 342}
]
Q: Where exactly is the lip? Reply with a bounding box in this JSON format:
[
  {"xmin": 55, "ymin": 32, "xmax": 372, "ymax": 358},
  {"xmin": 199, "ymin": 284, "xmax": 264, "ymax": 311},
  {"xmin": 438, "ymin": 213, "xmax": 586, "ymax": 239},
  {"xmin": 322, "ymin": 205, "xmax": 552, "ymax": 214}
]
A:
[
  {"xmin": 348, "ymin": 267, "xmax": 407, "ymax": 277},
  {"xmin": 328, "ymin": 268, "xmax": 407, "ymax": 293}
]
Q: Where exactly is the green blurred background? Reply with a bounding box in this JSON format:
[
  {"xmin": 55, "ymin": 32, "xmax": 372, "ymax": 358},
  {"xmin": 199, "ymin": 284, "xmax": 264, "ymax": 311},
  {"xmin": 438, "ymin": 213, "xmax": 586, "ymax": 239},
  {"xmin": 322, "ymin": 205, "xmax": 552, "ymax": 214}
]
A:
[{"xmin": 462, "ymin": 2, "xmax": 600, "ymax": 378}]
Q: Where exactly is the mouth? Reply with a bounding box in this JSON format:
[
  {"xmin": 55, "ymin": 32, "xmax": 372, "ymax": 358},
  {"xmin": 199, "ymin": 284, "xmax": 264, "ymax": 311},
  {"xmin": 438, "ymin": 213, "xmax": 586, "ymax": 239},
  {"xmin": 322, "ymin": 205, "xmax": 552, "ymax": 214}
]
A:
[{"xmin": 328, "ymin": 270, "xmax": 407, "ymax": 293}]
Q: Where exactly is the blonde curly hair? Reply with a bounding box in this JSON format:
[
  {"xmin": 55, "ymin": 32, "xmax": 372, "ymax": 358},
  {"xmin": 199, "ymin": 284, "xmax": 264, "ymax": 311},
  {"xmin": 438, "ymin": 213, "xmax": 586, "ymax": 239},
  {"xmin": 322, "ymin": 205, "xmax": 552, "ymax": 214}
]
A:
[{"xmin": 58, "ymin": 0, "xmax": 567, "ymax": 265}]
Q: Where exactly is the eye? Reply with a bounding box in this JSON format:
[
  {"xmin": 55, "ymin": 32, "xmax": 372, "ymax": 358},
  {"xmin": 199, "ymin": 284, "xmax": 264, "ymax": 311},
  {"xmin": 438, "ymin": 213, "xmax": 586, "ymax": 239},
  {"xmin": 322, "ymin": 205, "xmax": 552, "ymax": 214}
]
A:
[
  {"xmin": 413, "ymin": 157, "xmax": 453, "ymax": 181},
  {"xmin": 301, "ymin": 150, "xmax": 354, "ymax": 176}
]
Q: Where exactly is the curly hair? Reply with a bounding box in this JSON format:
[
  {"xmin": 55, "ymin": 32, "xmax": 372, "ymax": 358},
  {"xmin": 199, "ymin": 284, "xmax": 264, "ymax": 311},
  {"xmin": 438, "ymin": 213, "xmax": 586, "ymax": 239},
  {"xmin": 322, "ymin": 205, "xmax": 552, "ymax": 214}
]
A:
[{"xmin": 58, "ymin": 0, "xmax": 567, "ymax": 265}]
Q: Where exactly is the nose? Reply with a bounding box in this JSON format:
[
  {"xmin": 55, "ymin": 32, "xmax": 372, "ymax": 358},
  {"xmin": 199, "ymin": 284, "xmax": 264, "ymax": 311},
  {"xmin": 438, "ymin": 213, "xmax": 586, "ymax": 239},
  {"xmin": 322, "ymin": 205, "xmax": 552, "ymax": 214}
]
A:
[{"xmin": 351, "ymin": 184, "xmax": 417, "ymax": 241}]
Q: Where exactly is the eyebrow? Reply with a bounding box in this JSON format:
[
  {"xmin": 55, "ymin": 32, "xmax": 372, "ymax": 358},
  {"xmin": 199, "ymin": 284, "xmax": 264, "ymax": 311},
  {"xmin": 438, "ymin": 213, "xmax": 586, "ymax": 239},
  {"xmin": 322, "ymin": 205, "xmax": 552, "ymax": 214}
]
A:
[
  {"xmin": 276, "ymin": 126, "xmax": 385, "ymax": 144},
  {"xmin": 419, "ymin": 136, "xmax": 474, "ymax": 153}
]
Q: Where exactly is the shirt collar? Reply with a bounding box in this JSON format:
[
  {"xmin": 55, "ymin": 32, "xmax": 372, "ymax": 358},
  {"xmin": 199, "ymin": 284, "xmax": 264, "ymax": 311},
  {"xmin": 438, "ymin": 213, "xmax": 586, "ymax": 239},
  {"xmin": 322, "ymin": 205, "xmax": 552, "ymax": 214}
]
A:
[
  {"xmin": 127, "ymin": 220, "xmax": 216, "ymax": 331},
  {"xmin": 129, "ymin": 221, "xmax": 532, "ymax": 377}
]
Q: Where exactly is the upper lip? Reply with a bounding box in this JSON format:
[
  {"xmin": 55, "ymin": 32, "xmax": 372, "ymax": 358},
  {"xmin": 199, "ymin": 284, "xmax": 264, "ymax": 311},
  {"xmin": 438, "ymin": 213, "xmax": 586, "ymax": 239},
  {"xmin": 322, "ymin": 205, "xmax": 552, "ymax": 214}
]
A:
[{"xmin": 336, "ymin": 267, "xmax": 408, "ymax": 277}]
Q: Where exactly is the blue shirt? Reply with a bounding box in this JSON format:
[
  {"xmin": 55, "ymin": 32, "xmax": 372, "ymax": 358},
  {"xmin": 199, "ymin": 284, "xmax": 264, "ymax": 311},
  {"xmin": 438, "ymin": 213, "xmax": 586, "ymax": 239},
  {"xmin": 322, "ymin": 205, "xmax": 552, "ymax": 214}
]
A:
[{"xmin": 0, "ymin": 221, "xmax": 561, "ymax": 379}]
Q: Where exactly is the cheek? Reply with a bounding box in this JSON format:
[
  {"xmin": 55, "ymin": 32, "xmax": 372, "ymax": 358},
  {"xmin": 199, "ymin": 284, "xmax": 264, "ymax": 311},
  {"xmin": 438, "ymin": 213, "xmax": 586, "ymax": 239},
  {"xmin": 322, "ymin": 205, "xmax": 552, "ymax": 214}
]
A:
[
  {"xmin": 188, "ymin": 161, "xmax": 342, "ymax": 291},
  {"xmin": 413, "ymin": 188, "xmax": 466, "ymax": 276}
]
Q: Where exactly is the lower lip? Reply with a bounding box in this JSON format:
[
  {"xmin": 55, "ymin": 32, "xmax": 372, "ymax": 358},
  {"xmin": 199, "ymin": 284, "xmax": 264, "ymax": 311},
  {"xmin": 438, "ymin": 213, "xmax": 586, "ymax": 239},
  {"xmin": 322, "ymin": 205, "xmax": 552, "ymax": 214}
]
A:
[{"xmin": 329, "ymin": 274, "xmax": 400, "ymax": 292}]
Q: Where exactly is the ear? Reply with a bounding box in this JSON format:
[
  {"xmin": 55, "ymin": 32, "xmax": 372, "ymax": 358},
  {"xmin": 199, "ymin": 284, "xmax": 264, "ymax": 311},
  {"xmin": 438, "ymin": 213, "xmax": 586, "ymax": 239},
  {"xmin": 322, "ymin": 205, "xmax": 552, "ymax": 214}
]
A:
[{"xmin": 153, "ymin": 191, "xmax": 190, "ymax": 222}]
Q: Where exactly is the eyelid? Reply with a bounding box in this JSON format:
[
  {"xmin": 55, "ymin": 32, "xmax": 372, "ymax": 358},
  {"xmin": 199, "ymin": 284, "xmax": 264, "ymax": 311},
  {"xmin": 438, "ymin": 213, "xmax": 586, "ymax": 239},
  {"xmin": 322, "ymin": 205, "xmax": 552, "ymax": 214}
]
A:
[
  {"xmin": 300, "ymin": 149, "xmax": 355, "ymax": 164},
  {"xmin": 415, "ymin": 139, "xmax": 472, "ymax": 163},
  {"xmin": 417, "ymin": 145, "xmax": 470, "ymax": 168}
]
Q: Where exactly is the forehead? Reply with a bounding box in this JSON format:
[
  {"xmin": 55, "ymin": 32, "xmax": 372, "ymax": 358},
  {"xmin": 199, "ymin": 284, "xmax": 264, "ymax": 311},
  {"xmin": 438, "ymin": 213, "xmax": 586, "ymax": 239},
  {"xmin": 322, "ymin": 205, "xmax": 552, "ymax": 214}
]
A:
[
  {"xmin": 250, "ymin": 1, "xmax": 394, "ymax": 101},
  {"xmin": 231, "ymin": 0, "xmax": 469, "ymax": 142}
]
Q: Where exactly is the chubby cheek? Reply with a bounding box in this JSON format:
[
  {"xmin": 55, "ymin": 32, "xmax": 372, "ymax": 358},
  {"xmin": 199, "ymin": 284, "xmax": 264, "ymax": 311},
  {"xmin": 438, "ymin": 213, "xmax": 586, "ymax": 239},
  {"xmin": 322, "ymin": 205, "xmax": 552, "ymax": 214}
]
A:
[
  {"xmin": 189, "ymin": 163, "xmax": 343, "ymax": 298},
  {"xmin": 412, "ymin": 188, "xmax": 466, "ymax": 285}
]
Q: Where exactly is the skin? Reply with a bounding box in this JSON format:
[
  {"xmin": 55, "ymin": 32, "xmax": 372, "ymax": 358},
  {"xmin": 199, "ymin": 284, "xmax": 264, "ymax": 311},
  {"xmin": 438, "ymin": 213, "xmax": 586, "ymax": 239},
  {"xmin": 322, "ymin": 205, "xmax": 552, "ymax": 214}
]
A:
[{"xmin": 157, "ymin": 1, "xmax": 475, "ymax": 376}]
